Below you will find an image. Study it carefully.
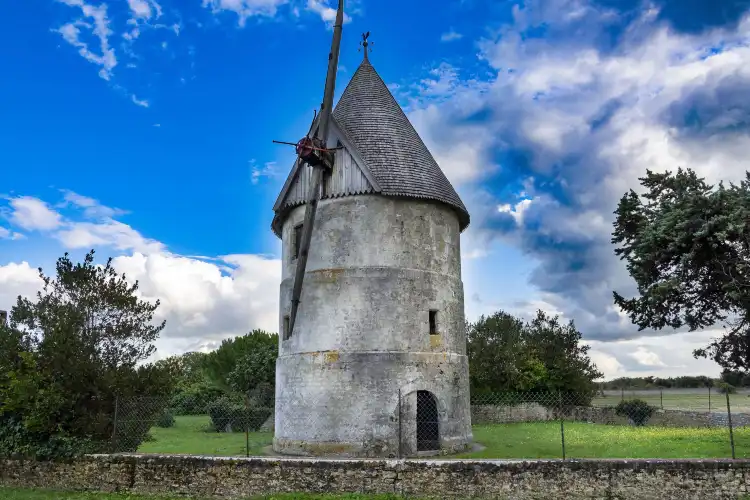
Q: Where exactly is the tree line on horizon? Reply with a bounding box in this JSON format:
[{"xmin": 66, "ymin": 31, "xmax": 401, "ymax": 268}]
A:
[{"xmin": 598, "ymin": 372, "xmax": 750, "ymax": 391}]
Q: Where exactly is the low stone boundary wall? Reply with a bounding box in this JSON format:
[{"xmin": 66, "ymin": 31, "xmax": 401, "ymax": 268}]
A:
[
  {"xmin": 471, "ymin": 403, "xmax": 750, "ymax": 428},
  {"xmin": 2, "ymin": 454, "xmax": 750, "ymax": 499}
]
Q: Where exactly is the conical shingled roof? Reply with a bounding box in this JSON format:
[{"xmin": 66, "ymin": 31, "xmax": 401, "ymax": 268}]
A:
[{"xmin": 332, "ymin": 60, "xmax": 470, "ymax": 231}]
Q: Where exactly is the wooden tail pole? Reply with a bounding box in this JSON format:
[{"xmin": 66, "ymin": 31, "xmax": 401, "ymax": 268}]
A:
[{"xmin": 287, "ymin": 0, "xmax": 344, "ymax": 337}]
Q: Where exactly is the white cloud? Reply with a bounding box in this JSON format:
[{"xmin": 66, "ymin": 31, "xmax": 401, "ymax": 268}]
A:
[
  {"xmin": 306, "ymin": 0, "xmax": 351, "ymax": 25},
  {"xmin": 250, "ymin": 160, "xmax": 281, "ymax": 185},
  {"xmin": 202, "ymin": 0, "xmax": 290, "ymax": 26},
  {"xmin": 123, "ymin": 0, "xmax": 170, "ymax": 42},
  {"xmin": 441, "ymin": 30, "xmax": 463, "ymax": 42},
  {"xmin": 498, "ymin": 198, "xmax": 533, "ymax": 226},
  {"xmin": 54, "ymin": 0, "xmax": 117, "ymax": 81},
  {"xmin": 587, "ymin": 329, "xmax": 724, "ymax": 379},
  {"xmin": 587, "ymin": 350, "xmax": 624, "ymax": 380},
  {"xmin": 111, "ymin": 252, "xmax": 280, "ymax": 345},
  {"xmin": 131, "ymin": 95, "xmax": 150, "ymax": 108},
  {"xmin": 7, "ymin": 197, "xmax": 63, "ymax": 231},
  {"xmin": 402, "ymin": 64, "xmax": 494, "ymax": 186},
  {"xmin": 0, "ymin": 227, "xmax": 26, "ymax": 241},
  {"xmin": 127, "ymin": 0, "xmax": 162, "ymax": 20},
  {"xmin": 0, "ymin": 191, "xmax": 282, "ymax": 359},
  {"xmin": 56, "ymin": 219, "xmax": 165, "ymax": 254},
  {"xmin": 0, "ymin": 262, "xmax": 43, "ymax": 316},
  {"xmin": 403, "ymin": 0, "xmax": 750, "ymax": 345},
  {"xmin": 60, "ymin": 190, "xmax": 127, "ymax": 219},
  {"xmin": 629, "ymin": 347, "xmax": 667, "ymax": 367}
]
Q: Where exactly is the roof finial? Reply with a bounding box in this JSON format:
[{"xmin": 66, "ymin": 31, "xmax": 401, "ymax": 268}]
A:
[{"xmin": 359, "ymin": 31, "xmax": 372, "ymax": 63}]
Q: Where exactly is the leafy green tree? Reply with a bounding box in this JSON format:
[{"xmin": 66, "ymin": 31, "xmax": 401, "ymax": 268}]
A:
[
  {"xmin": 524, "ymin": 310, "xmax": 603, "ymax": 402},
  {"xmin": 467, "ymin": 312, "xmax": 547, "ymax": 394},
  {"xmin": 721, "ymin": 369, "xmax": 745, "ymax": 388},
  {"xmin": 466, "ymin": 310, "xmax": 601, "ymax": 403},
  {"xmin": 154, "ymin": 351, "xmax": 208, "ymax": 393},
  {"xmin": 202, "ymin": 329, "xmax": 278, "ymax": 391},
  {"xmin": 612, "ymin": 168, "xmax": 750, "ymax": 370},
  {"xmin": 0, "ymin": 250, "xmax": 173, "ymax": 458},
  {"xmin": 228, "ymin": 343, "xmax": 278, "ymax": 394}
]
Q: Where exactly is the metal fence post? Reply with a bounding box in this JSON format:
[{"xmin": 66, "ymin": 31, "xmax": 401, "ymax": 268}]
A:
[
  {"xmin": 621, "ymin": 388, "xmax": 624, "ymax": 402},
  {"xmin": 709, "ymin": 386, "xmax": 712, "ymax": 413},
  {"xmin": 726, "ymin": 390, "xmax": 736, "ymax": 459},
  {"xmin": 660, "ymin": 389, "xmax": 663, "ymax": 409},
  {"xmin": 245, "ymin": 394, "xmax": 250, "ymax": 458},
  {"xmin": 397, "ymin": 388, "xmax": 402, "ymax": 459},
  {"xmin": 558, "ymin": 391, "xmax": 566, "ymax": 460},
  {"xmin": 111, "ymin": 395, "xmax": 119, "ymax": 452}
]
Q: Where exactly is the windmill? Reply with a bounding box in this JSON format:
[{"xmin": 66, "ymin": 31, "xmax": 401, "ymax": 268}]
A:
[
  {"xmin": 273, "ymin": 0, "xmax": 345, "ymax": 338},
  {"xmin": 270, "ymin": 4, "xmax": 472, "ymax": 458}
]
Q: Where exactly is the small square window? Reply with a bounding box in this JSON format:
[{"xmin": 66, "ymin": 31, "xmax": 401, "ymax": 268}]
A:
[
  {"xmin": 283, "ymin": 315, "xmax": 291, "ymax": 340},
  {"xmin": 293, "ymin": 224, "xmax": 303, "ymax": 260},
  {"xmin": 429, "ymin": 310, "xmax": 438, "ymax": 336}
]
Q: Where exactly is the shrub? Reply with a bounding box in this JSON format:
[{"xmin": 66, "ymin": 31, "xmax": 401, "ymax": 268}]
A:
[
  {"xmin": 0, "ymin": 251, "xmax": 177, "ymax": 459},
  {"xmin": 170, "ymin": 384, "xmax": 226, "ymax": 415},
  {"xmin": 0, "ymin": 415, "xmax": 99, "ymax": 460},
  {"xmin": 717, "ymin": 382, "xmax": 737, "ymax": 395},
  {"xmin": 156, "ymin": 409, "xmax": 175, "ymax": 428},
  {"xmin": 615, "ymin": 399, "xmax": 656, "ymax": 426},
  {"xmin": 207, "ymin": 396, "xmax": 272, "ymax": 433}
]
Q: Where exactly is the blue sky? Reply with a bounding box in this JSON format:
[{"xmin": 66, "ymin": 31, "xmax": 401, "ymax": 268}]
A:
[{"xmin": 2, "ymin": 0, "xmax": 750, "ymax": 379}]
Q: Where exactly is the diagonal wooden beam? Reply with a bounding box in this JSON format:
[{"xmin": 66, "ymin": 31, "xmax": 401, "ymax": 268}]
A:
[{"xmin": 287, "ymin": 0, "xmax": 345, "ymax": 338}]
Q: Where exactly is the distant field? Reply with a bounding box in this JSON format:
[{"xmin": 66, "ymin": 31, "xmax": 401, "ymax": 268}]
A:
[
  {"xmin": 135, "ymin": 416, "xmax": 746, "ymax": 460},
  {"xmin": 594, "ymin": 388, "xmax": 750, "ymax": 412}
]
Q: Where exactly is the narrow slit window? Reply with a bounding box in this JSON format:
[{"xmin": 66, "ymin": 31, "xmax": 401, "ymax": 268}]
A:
[
  {"xmin": 293, "ymin": 224, "xmax": 303, "ymax": 260},
  {"xmin": 429, "ymin": 310, "xmax": 438, "ymax": 336},
  {"xmin": 283, "ymin": 315, "xmax": 291, "ymax": 340},
  {"xmin": 320, "ymin": 171, "xmax": 329, "ymax": 198}
]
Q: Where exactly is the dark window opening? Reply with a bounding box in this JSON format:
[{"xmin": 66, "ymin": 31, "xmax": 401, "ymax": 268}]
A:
[
  {"xmin": 416, "ymin": 391, "xmax": 440, "ymax": 452},
  {"xmin": 283, "ymin": 315, "xmax": 291, "ymax": 340},
  {"xmin": 320, "ymin": 171, "xmax": 329, "ymax": 198},
  {"xmin": 293, "ymin": 224, "xmax": 303, "ymax": 260},
  {"xmin": 429, "ymin": 310, "xmax": 438, "ymax": 335}
]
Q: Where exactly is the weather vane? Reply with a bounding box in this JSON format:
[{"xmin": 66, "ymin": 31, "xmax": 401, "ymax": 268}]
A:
[{"xmin": 359, "ymin": 31, "xmax": 373, "ymax": 61}]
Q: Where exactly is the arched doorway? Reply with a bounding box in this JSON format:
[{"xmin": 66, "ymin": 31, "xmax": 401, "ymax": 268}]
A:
[{"xmin": 416, "ymin": 390, "xmax": 439, "ymax": 452}]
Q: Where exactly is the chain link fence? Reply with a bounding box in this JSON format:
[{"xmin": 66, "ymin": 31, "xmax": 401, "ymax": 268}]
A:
[{"xmin": 112, "ymin": 388, "xmax": 748, "ymax": 459}]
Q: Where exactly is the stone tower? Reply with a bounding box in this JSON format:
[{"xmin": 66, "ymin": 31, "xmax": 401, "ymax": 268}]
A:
[{"xmin": 270, "ymin": 27, "xmax": 472, "ymax": 458}]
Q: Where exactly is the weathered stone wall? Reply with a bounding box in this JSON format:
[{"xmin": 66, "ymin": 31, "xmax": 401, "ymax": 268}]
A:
[
  {"xmin": 471, "ymin": 404, "xmax": 750, "ymax": 428},
  {"xmin": 2, "ymin": 455, "xmax": 750, "ymax": 499}
]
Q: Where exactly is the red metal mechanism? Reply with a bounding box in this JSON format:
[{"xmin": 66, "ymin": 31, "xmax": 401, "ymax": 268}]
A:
[
  {"xmin": 273, "ymin": 136, "xmax": 336, "ymax": 169},
  {"xmin": 295, "ymin": 137, "xmax": 315, "ymax": 157}
]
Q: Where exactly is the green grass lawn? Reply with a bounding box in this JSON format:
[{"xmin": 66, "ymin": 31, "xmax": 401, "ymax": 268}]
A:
[
  {"xmin": 456, "ymin": 422, "xmax": 749, "ymax": 459},
  {"xmin": 138, "ymin": 416, "xmax": 747, "ymax": 460},
  {"xmin": 137, "ymin": 415, "xmax": 271, "ymax": 456},
  {"xmin": 0, "ymin": 489, "xmax": 406, "ymax": 500}
]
